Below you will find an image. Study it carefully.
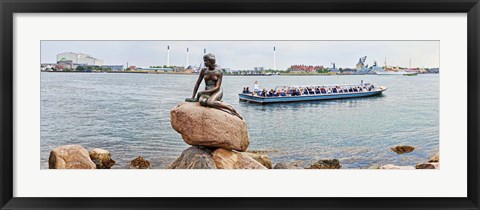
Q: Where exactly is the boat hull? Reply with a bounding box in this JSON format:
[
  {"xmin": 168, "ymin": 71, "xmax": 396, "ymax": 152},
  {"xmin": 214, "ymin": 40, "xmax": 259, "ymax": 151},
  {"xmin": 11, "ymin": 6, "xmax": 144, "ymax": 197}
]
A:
[{"xmin": 239, "ymin": 87, "xmax": 386, "ymax": 104}]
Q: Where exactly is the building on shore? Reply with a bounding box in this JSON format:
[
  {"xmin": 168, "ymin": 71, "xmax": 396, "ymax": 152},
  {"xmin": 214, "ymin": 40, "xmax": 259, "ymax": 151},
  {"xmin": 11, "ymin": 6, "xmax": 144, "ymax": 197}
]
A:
[
  {"xmin": 42, "ymin": 60, "xmax": 88, "ymax": 71},
  {"xmin": 173, "ymin": 66, "xmax": 185, "ymax": 72},
  {"xmin": 253, "ymin": 67, "xmax": 264, "ymax": 71},
  {"xmin": 101, "ymin": 65, "xmax": 124, "ymax": 71},
  {"xmin": 288, "ymin": 64, "xmax": 325, "ymax": 73},
  {"xmin": 40, "ymin": 63, "xmax": 57, "ymax": 71},
  {"xmin": 57, "ymin": 52, "xmax": 104, "ymax": 66}
]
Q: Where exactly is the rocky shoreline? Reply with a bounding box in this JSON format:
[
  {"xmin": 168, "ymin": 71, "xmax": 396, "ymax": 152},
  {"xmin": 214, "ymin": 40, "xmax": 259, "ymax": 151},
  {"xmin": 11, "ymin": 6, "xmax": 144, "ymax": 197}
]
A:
[
  {"xmin": 47, "ymin": 102, "xmax": 439, "ymax": 170},
  {"xmin": 47, "ymin": 144, "xmax": 439, "ymax": 170}
]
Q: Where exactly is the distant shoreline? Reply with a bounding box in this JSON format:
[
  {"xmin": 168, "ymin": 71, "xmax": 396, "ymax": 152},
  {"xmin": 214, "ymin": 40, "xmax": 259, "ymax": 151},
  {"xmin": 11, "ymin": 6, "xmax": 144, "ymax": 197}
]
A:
[{"xmin": 41, "ymin": 71, "xmax": 439, "ymax": 76}]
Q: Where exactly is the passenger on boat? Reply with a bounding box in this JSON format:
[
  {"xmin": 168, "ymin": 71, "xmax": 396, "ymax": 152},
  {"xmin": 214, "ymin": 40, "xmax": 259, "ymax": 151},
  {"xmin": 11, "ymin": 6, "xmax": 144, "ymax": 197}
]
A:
[
  {"xmin": 275, "ymin": 89, "xmax": 281, "ymax": 96},
  {"xmin": 261, "ymin": 88, "xmax": 267, "ymax": 97},
  {"xmin": 246, "ymin": 87, "xmax": 250, "ymax": 93},
  {"xmin": 254, "ymin": 81, "xmax": 259, "ymax": 92},
  {"xmin": 291, "ymin": 88, "xmax": 298, "ymax": 96}
]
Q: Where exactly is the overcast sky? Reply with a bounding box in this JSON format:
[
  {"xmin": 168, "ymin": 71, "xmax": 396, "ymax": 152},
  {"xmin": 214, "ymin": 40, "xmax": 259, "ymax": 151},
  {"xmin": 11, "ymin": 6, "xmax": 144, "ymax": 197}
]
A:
[{"xmin": 41, "ymin": 41, "xmax": 439, "ymax": 69}]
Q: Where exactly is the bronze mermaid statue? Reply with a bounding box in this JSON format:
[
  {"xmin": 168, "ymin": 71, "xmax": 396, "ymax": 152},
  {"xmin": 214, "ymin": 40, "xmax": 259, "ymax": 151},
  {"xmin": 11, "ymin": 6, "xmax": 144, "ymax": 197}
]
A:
[{"xmin": 185, "ymin": 53, "xmax": 243, "ymax": 120}]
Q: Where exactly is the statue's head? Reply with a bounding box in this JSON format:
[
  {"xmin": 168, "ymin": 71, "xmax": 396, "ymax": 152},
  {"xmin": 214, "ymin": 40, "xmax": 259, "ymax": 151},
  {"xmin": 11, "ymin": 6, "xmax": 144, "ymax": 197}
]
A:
[{"xmin": 203, "ymin": 53, "xmax": 216, "ymax": 67}]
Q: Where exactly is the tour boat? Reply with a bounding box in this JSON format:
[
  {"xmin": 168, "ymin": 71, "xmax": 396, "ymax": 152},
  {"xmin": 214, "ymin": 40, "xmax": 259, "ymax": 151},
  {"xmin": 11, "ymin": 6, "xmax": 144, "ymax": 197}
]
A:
[{"xmin": 239, "ymin": 83, "xmax": 387, "ymax": 104}]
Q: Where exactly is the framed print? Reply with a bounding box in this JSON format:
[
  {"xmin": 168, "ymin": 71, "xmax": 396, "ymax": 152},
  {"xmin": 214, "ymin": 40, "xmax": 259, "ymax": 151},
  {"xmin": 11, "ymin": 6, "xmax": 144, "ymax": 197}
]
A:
[{"xmin": 1, "ymin": 0, "xmax": 479, "ymax": 209}]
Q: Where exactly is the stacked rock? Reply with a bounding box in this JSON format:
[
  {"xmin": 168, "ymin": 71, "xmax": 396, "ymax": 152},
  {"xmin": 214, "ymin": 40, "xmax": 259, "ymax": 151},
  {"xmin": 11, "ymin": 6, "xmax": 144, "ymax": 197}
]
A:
[{"xmin": 169, "ymin": 102, "xmax": 266, "ymax": 169}]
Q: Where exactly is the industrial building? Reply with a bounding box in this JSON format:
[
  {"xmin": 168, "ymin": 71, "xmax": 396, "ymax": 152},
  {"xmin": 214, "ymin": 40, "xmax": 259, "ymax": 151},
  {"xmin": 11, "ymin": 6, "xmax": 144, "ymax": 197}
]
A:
[{"xmin": 57, "ymin": 52, "xmax": 104, "ymax": 66}]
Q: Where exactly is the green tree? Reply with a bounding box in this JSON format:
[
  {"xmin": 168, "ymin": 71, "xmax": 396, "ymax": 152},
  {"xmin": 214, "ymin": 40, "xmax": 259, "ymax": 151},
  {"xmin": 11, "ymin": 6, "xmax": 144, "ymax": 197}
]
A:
[{"xmin": 76, "ymin": 66, "xmax": 85, "ymax": 71}]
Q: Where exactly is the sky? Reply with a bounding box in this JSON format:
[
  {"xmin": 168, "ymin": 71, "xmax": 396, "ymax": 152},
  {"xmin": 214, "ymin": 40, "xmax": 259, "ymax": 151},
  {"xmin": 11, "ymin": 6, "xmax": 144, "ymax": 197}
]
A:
[{"xmin": 41, "ymin": 41, "xmax": 440, "ymax": 70}]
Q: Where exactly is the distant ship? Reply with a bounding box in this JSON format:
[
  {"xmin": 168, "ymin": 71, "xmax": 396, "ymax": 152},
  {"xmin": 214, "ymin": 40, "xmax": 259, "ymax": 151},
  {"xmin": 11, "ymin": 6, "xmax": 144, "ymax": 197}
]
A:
[
  {"xmin": 355, "ymin": 56, "xmax": 374, "ymax": 75},
  {"xmin": 371, "ymin": 61, "xmax": 417, "ymax": 76}
]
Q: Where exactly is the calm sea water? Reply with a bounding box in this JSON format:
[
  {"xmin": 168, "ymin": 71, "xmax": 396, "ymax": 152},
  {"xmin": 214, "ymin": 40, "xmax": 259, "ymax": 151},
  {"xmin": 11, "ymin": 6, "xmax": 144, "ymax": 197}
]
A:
[{"xmin": 41, "ymin": 72, "xmax": 439, "ymax": 169}]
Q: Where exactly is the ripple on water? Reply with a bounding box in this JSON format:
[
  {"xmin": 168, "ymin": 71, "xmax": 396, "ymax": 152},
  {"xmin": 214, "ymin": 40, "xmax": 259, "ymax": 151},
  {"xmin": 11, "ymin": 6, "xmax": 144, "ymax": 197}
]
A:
[{"xmin": 41, "ymin": 73, "xmax": 439, "ymax": 169}]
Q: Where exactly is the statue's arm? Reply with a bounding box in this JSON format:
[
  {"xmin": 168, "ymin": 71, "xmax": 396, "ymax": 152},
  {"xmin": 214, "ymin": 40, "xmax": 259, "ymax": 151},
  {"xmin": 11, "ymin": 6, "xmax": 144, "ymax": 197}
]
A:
[{"xmin": 191, "ymin": 68, "xmax": 205, "ymax": 99}]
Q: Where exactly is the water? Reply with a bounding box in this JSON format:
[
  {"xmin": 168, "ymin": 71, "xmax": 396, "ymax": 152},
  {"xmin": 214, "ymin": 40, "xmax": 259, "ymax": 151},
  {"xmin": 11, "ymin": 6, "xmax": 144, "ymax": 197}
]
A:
[{"xmin": 41, "ymin": 72, "xmax": 439, "ymax": 169}]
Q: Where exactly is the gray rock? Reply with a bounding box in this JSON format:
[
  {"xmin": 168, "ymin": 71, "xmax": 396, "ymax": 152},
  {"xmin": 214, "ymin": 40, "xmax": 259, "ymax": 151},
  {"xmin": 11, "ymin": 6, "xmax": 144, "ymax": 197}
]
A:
[
  {"xmin": 168, "ymin": 146, "xmax": 217, "ymax": 169},
  {"xmin": 273, "ymin": 161, "xmax": 305, "ymax": 169},
  {"xmin": 306, "ymin": 159, "xmax": 341, "ymax": 169}
]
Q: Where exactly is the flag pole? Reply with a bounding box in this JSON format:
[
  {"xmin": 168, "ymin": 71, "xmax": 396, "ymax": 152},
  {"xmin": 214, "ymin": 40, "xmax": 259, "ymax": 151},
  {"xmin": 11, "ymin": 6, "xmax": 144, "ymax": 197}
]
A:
[
  {"xmin": 273, "ymin": 46, "xmax": 276, "ymax": 70},
  {"xmin": 186, "ymin": 48, "xmax": 189, "ymax": 68},
  {"xmin": 167, "ymin": 45, "xmax": 170, "ymax": 67}
]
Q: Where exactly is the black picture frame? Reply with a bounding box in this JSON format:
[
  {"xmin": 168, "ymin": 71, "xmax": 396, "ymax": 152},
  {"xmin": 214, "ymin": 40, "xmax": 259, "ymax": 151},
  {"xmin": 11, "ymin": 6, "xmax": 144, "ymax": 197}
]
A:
[{"xmin": 1, "ymin": 0, "xmax": 479, "ymax": 209}]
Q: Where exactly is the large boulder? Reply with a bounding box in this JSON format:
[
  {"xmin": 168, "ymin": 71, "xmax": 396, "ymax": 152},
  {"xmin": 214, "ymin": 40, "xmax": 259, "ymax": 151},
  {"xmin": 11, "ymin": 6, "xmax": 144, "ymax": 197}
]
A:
[
  {"xmin": 48, "ymin": 145, "xmax": 96, "ymax": 169},
  {"xmin": 170, "ymin": 102, "xmax": 250, "ymax": 152},
  {"xmin": 212, "ymin": 148, "xmax": 266, "ymax": 169},
  {"xmin": 306, "ymin": 159, "xmax": 341, "ymax": 169},
  {"xmin": 89, "ymin": 148, "xmax": 116, "ymax": 169},
  {"xmin": 241, "ymin": 152, "xmax": 273, "ymax": 169},
  {"xmin": 168, "ymin": 146, "xmax": 217, "ymax": 169}
]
